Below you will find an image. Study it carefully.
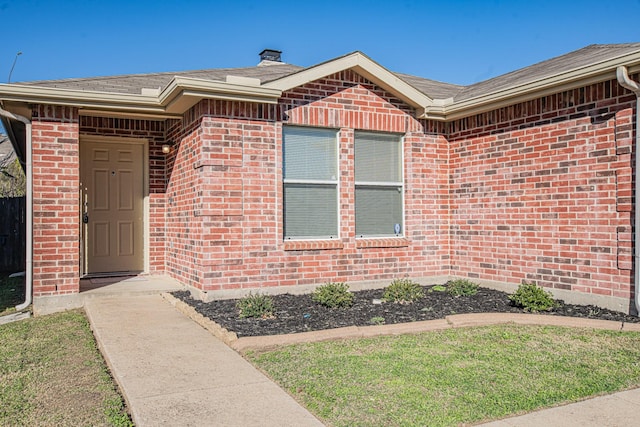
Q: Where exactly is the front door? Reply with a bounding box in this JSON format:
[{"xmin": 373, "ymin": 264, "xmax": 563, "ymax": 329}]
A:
[{"xmin": 80, "ymin": 140, "xmax": 144, "ymax": 275}]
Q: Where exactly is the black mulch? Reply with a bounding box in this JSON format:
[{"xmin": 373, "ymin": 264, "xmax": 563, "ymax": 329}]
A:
[{"xmin": 172, "ymin": 285, "xmax": 640, "ymax": 338}]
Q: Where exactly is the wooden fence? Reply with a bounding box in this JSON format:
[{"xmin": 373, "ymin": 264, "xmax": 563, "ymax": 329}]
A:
[{"xmin": 0, "ymin": 197, "xmax": 25, "ymax": 273}]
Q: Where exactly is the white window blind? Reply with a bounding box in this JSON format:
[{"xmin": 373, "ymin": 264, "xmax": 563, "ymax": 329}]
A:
[
  {"xmin": 283, "ymin": 127, "xmax": 338, "ymax": 239},
  {"xmin": 355, "ymin": 132, "xmax": 403, "ymax": 237}
]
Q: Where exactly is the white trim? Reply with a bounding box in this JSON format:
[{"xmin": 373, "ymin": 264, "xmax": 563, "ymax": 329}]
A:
[
  {"xmin": 423, "ymin": 51, "xmax": 640, "ymax": 120},
  {"xmin": 264, "ymin": 52, "xmax": 433, "ymax": 110},
  {"xmin": 1, "ymin": 49, "xmax": 640, "ymax": 122},
  {"xmin": 283, "ymin": 178, "xmax": 338, "ymax": 185},
  {"xmin": 355, "ymin": 181, "xmax": 403, "ymax": 187}
]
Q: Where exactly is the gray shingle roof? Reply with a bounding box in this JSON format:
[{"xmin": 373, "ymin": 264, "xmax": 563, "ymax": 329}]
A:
[
  {"xmin": 454, "ymin": 43, "xmax": 640, "ymax": 102},
  {"xmin": 394, "ymin": 73, "xmax": 463, "ymax": 99},
  {"xmin": 19, "ymin": 64, "xmax": 304, "ymax": 95},
  {"xmin": 13, "ymin": 44, "xmax": 640, "ymax": 103}
]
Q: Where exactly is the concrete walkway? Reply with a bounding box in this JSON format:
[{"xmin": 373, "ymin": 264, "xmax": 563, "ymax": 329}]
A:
[
  {"xmin": 83, "ymin": 286, "xmax": 640, "ymax": 427},
  {"xmin": 84, "ymin": 294, "xmax": 323, "ymax": 427},
  {"xmin": 478, "ymin": 387, "xmax": 640, "ymax": 426}
]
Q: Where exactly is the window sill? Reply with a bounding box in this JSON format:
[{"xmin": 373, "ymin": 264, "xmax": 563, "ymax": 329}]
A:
[
  {"xmin": 284, "ymin": 240, "xmax": 344, "ymax": 251},
  {"xmin": 356, "ymin": 238, "xmax": 410, "ymax": 249}
]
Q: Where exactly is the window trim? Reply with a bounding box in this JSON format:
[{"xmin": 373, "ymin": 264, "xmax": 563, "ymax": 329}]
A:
[
  {"xmin": 282, "ymin": 125, "xmax": 340, "ymax": 240},
  {"xmin": 354, "ymin": 131, "xmax": 405, "ymax": 239}
]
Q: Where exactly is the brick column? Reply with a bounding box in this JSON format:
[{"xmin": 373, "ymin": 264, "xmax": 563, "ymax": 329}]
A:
[{"xmin": 31, "ymin": 105, "xmax": 80, "ymax": 296}]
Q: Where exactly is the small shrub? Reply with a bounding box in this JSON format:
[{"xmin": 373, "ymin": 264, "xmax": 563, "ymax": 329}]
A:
[
  {"xmin": 383, "ymin": 279, "xmax": 424, "ymax": 304},
  {"xmin": 312, "ymin": 282, "xmax": 354, "ymax": 308},
  {"xmin": 509, "ymin": 282, "xmax": 557, "ymax": 312},
  {"xmin": 447, "ymin": 279, "xmax": 479, "ymax": 297},
  {"xmin": 236, "ymin": 292, "xmax": 275, "ymax": 319},
  {"xmin": 429, "ymin": 285, "xmax": 447, "ymax": 292},
  {"xmin": 370, "ymin": 316, "xmax": 386, "ymax": 325}
]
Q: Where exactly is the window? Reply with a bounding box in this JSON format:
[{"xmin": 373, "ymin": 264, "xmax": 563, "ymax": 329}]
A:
[
  {"xmin": 283, "ymin": 126, "xmax": 338, "ymax": 239},
  {"xmin": 355, "ymin": 131, "xmax": 403, "ymax": 237}
]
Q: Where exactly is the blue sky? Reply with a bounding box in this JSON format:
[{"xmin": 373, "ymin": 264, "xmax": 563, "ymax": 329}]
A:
[{"xmin": 0, "ymin": 0, "xmax": 639, "ymax": 86}]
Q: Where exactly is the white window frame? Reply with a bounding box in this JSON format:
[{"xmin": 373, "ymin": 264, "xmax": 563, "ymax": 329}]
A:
[
  {"xmin": 354, "ymin": 131, "xmax": 405, "ymax": 238},
  {"xmin": 283, "ymin": 126, "xmax": 340, "ymax": 240}
]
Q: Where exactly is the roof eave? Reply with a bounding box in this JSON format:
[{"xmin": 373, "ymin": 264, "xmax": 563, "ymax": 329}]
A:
[
  {"xmin": 0, "ymin": 77, "xmax": 284, "ymax": 118},
  {"xmin": 421, "ymin": 51, "xmax": 640, "ymax": 121},
  {"xmin": 160, "ymin": 76, "xmax": 282, "ymax": 114}
]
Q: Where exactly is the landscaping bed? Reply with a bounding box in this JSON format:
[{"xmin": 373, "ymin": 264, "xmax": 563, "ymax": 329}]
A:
[{"xmin": 172, "ymin": 283, "xmax": 640, "ymax": 337}]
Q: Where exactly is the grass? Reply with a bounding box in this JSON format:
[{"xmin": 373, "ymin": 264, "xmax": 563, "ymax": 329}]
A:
[
  {"xmin": 248, "ymin": 324, "xmax": 640, "ymax": 426},
  {"xmin": 0, "ymin": 274, "xmax": 25, "ymax": 315},
  {"xmin": 0, "ymin": 309, "xmax": 133, "ymax": 426}
]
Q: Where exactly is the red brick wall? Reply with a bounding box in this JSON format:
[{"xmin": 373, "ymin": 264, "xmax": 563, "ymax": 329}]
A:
[
  {"xmin": 28, "ymin": 69, "xmax": 638, "ymax": 312},
  {"xmin": 31, "ymin": 105, "xmax": 80, "ymax": 296},
  {"xmin": 164, "ymin": 71, "xmax": 450, "ymax": 291},
  {"xmin": 443, "ymin": 79, "xmax": 636, "ymax": 302}
]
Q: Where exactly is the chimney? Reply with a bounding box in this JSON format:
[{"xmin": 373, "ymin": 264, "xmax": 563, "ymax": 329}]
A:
[{"xmin": 259, "ymin": 49, "xmax": 282, "ymax": 64}]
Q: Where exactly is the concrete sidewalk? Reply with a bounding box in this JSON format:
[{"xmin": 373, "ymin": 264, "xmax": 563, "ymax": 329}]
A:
[
  {"xmin": 85, "ymin": 289, "xmax": 640, "ymax": 427},
  {"xmin": 84, "ymin": 294, "xmax": 322, "ymax": 427},
  {"xmin": 478, "ymin": 387, "xmax": 640, "ymax": 426}
]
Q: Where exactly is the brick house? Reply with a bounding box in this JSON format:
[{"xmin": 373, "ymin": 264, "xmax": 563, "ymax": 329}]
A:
[{"xmin": 1, "ymin": 44, "xmax": 640, "ymax": 315}]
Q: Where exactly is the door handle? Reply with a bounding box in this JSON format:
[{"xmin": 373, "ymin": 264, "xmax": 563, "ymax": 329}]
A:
[{"xmin": 82, "ymin": 213, "xmax": 89, "ymax": 224}]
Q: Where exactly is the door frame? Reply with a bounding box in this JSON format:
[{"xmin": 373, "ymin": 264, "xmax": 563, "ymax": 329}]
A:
[{"xmin": 79, "ymin": 135, "xmax": 150, "ymax": 277}]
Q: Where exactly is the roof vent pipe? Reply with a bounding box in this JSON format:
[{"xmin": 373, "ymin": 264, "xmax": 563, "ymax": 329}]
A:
[
  {"xmin": 616, "ymin": 65, "xmax": 640, "ymax": 316},
  {"xmin": 259, "ymin": 49, "xmax": 282, "ymax": 63}
]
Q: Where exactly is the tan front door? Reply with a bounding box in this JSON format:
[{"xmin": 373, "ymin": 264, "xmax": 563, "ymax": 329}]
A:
[{"xmin": 80, "ymin": 140, "xmax": 144, "ymax": 274}]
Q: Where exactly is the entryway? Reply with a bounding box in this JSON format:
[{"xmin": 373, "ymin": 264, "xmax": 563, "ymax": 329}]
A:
[{"xmin": 80, "ymin": 137, "xmax": 146, "ymax": 276}]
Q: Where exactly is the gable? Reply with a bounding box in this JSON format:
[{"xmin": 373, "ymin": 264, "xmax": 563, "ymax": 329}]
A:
[
  {"xmin": 264, "ymin": 52, "xmax": 433, "ymax": 111},
  {"xmin": 280, "ymin": 70, "xmax": 422, "ymax": 134}
]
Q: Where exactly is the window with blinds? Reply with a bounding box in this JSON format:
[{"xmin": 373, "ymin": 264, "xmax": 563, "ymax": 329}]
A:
[
  {"xmin": 355, "ymin": 131, "xmax": 404, "ymax": 237},
  {"xmin": 283, "ymin": 126, "xmax": 338, "ymax": 239}
]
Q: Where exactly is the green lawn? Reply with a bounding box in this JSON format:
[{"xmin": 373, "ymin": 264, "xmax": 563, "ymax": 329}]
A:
[
  {"xmin": 0, "ymin": 309, "xmax": 133, "ymax": 426},
  {"xmin": 248, "ymin": 324, "xmax": 640, "ymax": 427}
]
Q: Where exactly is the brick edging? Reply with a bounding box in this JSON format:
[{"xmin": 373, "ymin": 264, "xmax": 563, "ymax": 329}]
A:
[{"xmin": 162, "ymin": 293, "xmax": 640, "ymax": 353}]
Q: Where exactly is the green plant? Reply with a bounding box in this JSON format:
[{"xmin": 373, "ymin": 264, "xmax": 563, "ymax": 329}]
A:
[
  {"xmin": 447, "ymin": 279, "xmax": 479, "ymax": 297},
  {"xmin": 236, "ymin": 292, "xmax": 275, "ymax": 318},
  {"xmin": 509, "ymin": 282, "xmax": 558, "ymax": 312},
  {"xmin": 429, "ymin": 285, "xmax": 447, "ymax": 292},
  {"xmin": 312, "ymin": 282, "xmax": 354, "ymax": 308},
  {"xmin": 382, "ymin": 279, "xmax": 424, "ymax": 304},
  {"xmin": 370, "ymin": 316, "xmax": 385, "ymax": 325}
]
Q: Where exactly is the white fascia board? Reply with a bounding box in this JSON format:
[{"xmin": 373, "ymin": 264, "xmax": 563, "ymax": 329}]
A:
[
  {"xmin": 0, "ymin": 84, "xmax": 164, "ymax": 112},
  {"xmin": 160, "ymin": 76, "xmax": 282, "ymax": 113},
  {"xmin": 263, "ymin": 52, "xmax": 433, "ymax": 110},
  {"xmin": 0, "ymin": 77, "xmax": 283, "ymax": 117},
  {"xmin": 424, "ymin": 51, "xmax": 640, "ymax": 121}
]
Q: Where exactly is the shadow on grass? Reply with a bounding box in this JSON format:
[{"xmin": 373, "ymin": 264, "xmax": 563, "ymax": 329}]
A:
[{"xmin": 0, "ymin": 273, "xmax": 26, "ymax": 315}]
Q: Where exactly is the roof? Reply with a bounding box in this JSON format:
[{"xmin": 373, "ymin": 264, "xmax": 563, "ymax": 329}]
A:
[
  {"xmin": 19, "ymin": 63, "xmax": 304, "ymax": 95},
  {"xmin": 1, "ymin": 44, "xmax": 640, "ymax": 121},
  {"xmin": 456, "ymin": 43, "xmax": 640, "ymax": 102}
]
